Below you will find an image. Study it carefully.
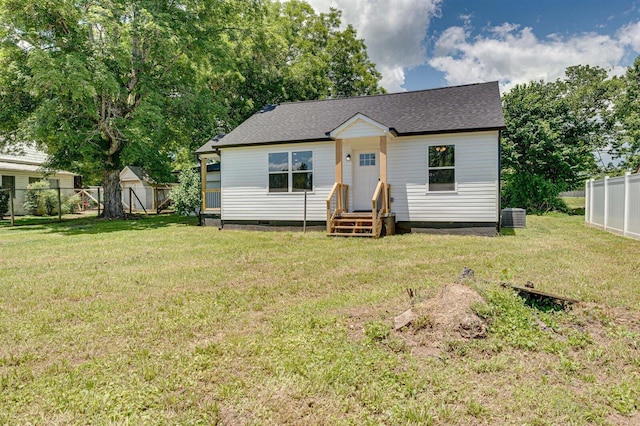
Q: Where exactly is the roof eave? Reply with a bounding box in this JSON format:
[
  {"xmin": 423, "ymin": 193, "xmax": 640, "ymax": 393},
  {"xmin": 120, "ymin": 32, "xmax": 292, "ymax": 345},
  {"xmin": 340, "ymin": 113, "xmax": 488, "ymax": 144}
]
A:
[
  {"xmin": 197, "ymin": 127, "xmax": 504, "ymax": 152},
  {"xmin": 200, "ymin": 137, "xmax": 334, "ymax": 151},
  {"xmin": 396, "ymin": 126, "xmax": 506, "ymax": 137}
]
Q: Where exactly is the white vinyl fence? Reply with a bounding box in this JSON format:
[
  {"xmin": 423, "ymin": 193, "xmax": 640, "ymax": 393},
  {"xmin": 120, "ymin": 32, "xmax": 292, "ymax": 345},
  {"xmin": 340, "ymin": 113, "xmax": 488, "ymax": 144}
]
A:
[{"xmin": 585, "ymin": 172, "xmax": 640, "ymax": 240}]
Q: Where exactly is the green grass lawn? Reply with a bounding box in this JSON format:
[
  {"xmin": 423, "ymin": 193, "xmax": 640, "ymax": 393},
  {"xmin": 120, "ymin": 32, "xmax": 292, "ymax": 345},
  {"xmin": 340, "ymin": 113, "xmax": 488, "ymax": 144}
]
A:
[
  {"xmin": 1, "ymin": 214, "xmax": 639, "ymax": 424},
  {"xmin": 562, "ymin": 196, "xmax": 586, "ymax": 213}
]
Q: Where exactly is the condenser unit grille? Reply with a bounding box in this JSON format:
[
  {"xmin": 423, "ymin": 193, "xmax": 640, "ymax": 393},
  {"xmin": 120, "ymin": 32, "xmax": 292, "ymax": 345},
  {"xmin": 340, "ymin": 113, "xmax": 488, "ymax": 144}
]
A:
[{"xmin": 501, "ymin": 208, "xmax": 526, "ymax": 228}]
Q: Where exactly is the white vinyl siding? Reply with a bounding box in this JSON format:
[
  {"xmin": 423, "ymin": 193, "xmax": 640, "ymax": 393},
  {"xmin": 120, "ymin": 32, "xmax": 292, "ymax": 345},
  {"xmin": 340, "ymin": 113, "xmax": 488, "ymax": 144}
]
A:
[
  {"xmin": 219, "ymin": 131, "xmax": 499, "ymax": 224},
  {"xmin": 387, "ymin": 131, "xmax": 499, "ymax": 223},
  {"xmin": 221, "ymin": 142, "xmax": 334, "ymax": 221},
  {"xmin": 206, "ymin": 171, "xmax": 220, "ymax": 190},
  {"xmin": 335, "ymin": 118, "xmax": 386, "ymax": 139}
]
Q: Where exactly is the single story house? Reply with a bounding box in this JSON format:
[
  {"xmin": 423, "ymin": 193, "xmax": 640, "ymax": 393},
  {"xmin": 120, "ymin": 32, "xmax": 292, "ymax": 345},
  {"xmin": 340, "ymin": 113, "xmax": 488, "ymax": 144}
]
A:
[
  {"xmin": 0, "ymin": 143, "xmax": 78, "ymax": 215},
  {"xmin": 196, "ymin": 82, "xmax": 505, "ymax": 237}
]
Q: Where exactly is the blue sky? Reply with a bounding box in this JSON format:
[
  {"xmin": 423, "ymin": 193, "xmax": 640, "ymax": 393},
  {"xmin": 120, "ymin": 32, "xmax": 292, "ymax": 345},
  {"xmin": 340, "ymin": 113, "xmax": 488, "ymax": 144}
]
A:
[{"xmin": 303, "ymin": 0, "xmax": 640, "ymax": 92}]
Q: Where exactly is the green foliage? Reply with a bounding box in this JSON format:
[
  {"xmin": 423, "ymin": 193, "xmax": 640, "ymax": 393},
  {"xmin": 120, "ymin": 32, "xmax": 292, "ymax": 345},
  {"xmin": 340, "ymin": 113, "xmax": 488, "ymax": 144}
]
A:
[
  {"xmin": 475, "ymin": 287, "xmax": 561, "ymax": 352},
  {"xmin": 215, "ymin": 0, "xmax": 384, "ymax": 128},
  {"xmin": 170, "ymin": 168, "xmax": 201, "ymax": 216},
  {"xmin": 0, "ymin": 189, "xmax": 8, "ymax": 218},
  {"xmin": 606, "ymin": 381, "xmax": 640, "ymax": 415},
  {"xmin": 501, "ymin": 65, "xmax": 620, "ymax": 212},
  {"xmin": 364, "ymin": 320, "xmax": 405, "ymax": 352},
  {"xmin": 0, "ymin": 0, "xmax": 383, "ymax": 218},
  {"xmin": 61, "ymin": 194, "xmax": 81, "ymax": 215},
  {"xmin": 22, "ymin": 181, "xmax": 79, "ymax": 216},
  {"xmin": 614, "ymin": 56, "xmax": 640, "ymax": 171},
  {"xmin": 502, "ymin": 172, "xmax": 568, "ymax": 213},
  {"xmin": 23, "ymin": 181, "xmax": 57, "ymax": 216},
  {"xmin": 364, "ymin": 321, "xmax": 390, "ymax": 342}
]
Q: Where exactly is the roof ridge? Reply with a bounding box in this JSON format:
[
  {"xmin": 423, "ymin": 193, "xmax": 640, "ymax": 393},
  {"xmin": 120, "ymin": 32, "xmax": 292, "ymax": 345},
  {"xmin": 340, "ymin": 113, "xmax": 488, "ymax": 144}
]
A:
[{"xmin": 264, "ymin": 81, "xmax": 499, "ymax": 108}]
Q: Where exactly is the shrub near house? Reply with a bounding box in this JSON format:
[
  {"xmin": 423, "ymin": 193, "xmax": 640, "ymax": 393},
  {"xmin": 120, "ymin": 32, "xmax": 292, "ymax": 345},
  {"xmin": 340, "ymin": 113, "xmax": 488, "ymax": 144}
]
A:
[
  {"xmin": 23, "ymin": 181, "xmax": 80, "ymax": 216},
  {"xmin": 0, "ymin": 189, "xmax": 8, "ymax": 218}
]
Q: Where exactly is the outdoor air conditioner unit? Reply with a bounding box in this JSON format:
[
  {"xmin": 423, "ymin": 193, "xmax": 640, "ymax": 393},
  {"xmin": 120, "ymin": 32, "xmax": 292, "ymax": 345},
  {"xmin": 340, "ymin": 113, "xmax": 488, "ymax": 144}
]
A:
[{"xmin": 501, "ymin": 208, "xmax": 526, "ymax": 228}]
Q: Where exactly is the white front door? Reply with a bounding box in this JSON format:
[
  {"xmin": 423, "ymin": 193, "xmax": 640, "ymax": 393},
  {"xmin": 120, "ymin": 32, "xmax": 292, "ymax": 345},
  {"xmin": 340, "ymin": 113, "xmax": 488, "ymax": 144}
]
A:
[{"xmin": 353, "ymin": 151, "xmax": 379, "ymax": 211}]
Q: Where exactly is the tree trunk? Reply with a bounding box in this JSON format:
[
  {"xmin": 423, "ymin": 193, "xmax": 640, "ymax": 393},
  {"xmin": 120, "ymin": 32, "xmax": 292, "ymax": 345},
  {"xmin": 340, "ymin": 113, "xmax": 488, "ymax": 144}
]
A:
[{"xmin": 102, "ymin": 168, "xmax": 125, "ymax": 219}]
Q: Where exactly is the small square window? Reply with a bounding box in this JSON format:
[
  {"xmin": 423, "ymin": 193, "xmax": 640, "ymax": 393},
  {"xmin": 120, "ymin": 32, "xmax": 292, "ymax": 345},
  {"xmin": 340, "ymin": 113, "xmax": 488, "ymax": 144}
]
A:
[{"xmin": 359, "ymin": 153, "xmax": 376, "ymax": 166}]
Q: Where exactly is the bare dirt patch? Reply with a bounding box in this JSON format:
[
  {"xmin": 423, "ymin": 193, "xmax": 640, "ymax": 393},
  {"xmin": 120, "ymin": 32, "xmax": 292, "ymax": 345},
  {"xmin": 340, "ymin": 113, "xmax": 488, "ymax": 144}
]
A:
[
  {"xmin": 606, "ymin": 412, "xmax": 640, "ymax": 426},
  {"xmin": 395, "ymin": 283, "xmax": 488, "ymax": 358}
]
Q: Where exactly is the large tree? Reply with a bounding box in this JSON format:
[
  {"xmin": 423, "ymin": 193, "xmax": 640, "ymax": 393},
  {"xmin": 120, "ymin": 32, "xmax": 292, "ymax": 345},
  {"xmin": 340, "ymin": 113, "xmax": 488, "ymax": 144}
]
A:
[
  {"xmin": 0, "ymin": 1, "xmax": 384, "ymax": 218},
  {"xmin": 615, "ymin": 55, "xmax": 640, "ymax": 171},
  {"xmin": 501, "ymin": 65, "xmax": 617, "ymax": 212},
  {"xmin": 213, "ymin": 0, "xmax": 384, "ymax": 128},
  {"xmin": 0, "ymin": 0, "xmax": 256, "ymax": 218}
]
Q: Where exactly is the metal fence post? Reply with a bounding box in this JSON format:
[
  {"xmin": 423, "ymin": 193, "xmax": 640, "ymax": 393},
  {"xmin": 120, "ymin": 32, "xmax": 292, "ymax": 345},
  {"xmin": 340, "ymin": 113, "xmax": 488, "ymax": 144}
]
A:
[
  {"xmin": 97, "ymin": 187, "xmax": 101, "ymax": 217},
  {"xmin": 57, "ymin": 187, "xmax": 62, "ymax": 222},
  {"xmin": 9, "ymin": 191, "xmax": 14, "ymax": 226}
]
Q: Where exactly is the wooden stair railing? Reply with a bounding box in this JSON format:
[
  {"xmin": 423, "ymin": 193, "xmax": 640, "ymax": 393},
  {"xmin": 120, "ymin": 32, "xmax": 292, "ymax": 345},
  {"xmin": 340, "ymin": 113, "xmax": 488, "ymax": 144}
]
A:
[
  {"xmin": 326, "ymin": 182, "xmax": 349, "ymax": 234},
  {"xmin": 327, "ymin": 182, "xmax": 391, "ymax": 238}
]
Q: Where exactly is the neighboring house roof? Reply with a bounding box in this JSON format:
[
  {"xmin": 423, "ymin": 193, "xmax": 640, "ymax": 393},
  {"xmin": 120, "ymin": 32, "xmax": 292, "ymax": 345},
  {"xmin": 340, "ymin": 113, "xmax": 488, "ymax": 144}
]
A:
[
  {"xmin": 121, "ymin": 166, "xmax": 156, "ymax": 184},
  {"xmin": 0, "ymin": 143, "xmax": 76, "ymax": 175},
  {"xmin": 196, "ymin": 134, "xmax": 226, "ymax": 154},
  {"xmin": 197, "ymin": 81, "xmax": 504, "ymax": 152},
  {"xmin": 0, "ymin": 143, "xmax": 49, "ymax": 165}
]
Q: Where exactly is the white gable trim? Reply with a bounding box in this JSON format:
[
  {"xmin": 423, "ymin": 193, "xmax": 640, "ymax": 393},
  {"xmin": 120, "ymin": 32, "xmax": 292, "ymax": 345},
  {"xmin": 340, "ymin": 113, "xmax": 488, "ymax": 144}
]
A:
[{"xmin": 328, "ymin": 113, "xmax": 393, "ymax": 139}]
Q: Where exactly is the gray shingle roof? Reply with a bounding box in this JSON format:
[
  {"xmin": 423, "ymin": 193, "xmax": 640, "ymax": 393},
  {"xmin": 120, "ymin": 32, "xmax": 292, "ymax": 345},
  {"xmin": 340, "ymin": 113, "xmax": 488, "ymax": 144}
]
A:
[
  {"xmin": 125, "ymin": 166, "xmax": 155, "ymax": 183},
  {"xmin": 197, "ymin": 82, "xmax": 504, "ymax": 152}
]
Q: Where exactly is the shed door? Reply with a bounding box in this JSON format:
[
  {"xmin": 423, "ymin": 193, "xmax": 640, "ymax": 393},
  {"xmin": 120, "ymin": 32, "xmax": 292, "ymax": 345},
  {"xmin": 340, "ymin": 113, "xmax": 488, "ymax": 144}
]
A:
[{"xmin": 352, "ymin": 151, "xmax": 379, "ymax": 211}]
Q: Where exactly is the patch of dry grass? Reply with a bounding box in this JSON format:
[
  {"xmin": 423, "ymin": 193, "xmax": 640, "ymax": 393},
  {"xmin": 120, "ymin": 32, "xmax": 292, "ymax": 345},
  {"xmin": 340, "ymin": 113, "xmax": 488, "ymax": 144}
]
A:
[{"xmin": 0, "ymin": 213, "xmax": 639, "ymax": 424}]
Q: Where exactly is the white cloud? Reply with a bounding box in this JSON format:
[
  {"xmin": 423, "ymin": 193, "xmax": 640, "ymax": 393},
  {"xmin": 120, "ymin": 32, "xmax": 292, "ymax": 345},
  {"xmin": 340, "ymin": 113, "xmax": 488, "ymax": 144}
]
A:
[
  {"xmin": 429, "ymin": 21, "xmax": 640, "ymax": 92},
  {"xmin": 618, "ymin": 21, "xmax": 640, "ymax": 51},
  {"xmin": 301, "ymin": 0, "xmax": 442, "ymax": 92}
]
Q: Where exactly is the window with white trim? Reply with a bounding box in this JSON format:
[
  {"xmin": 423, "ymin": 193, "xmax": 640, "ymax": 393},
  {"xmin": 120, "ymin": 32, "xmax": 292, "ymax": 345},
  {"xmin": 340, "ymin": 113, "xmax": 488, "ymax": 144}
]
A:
[
  {"xmin": 268, "ymin": 150, "xmax": 313, "ymax": 192},
  {"xmin": 428, "ymin": 145, "xmax": 455, "ymax": 191}
]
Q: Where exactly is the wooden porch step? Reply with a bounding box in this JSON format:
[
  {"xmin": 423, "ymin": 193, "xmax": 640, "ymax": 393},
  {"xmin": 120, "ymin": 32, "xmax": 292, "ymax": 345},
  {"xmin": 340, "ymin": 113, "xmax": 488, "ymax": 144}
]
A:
[
  {"xmin": 328, "ymin": 210, "xmax": 381, "ymax": 238},
  {"xmin": 328, "ymin": 232, "xmax": 376, "ymax": 237},
  {"xmin": 333, "ymin": 220, "xmax": 373, "ymax": 225},
  {"xmin": 332, "ymin": 225, "xmax": 374, "ymax": 230},
  {"xmin": 338, "ymin": 212, "xmax": 374, "ymax": 218}
]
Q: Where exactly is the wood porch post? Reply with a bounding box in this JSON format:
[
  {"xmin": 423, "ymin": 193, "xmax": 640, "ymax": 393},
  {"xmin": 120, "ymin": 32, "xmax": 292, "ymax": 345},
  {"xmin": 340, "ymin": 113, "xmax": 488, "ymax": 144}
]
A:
[
  {"xmin": 200, "ymin": 156, "xmax": 207, "ymax": 212},
  {"xmin": 335, "ymin": 138, "xmax": 343, "ymax": 210},
  {"xmin": 379, "ymin": 135, "xmax": 387, "ymax": 184},
  {"xmin": 379, "ymin": 135, "xmax": 389, "ymax": 214},
  {"xmin": 335, "ymin": 139, "xmax": 343, "ymax": 183}
]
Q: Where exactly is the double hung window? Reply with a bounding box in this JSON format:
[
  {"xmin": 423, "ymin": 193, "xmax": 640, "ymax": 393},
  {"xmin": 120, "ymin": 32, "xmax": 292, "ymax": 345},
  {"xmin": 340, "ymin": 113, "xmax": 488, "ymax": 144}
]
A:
[
  {"xmin": 428, "ymin": 145, "xmax": 455, "ymax": 192},
  {"xmin": 268, "ymin": 151, "xmax": 313, "ymax": 192}
]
